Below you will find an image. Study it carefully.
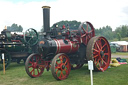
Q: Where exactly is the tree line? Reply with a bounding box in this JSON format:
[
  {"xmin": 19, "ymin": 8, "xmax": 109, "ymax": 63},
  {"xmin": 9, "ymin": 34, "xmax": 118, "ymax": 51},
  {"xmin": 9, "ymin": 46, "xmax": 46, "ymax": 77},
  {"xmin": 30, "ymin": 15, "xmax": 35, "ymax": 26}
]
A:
[{"xmin": 6, "ymin": 21, "xmax": 128, "ymax": 41}]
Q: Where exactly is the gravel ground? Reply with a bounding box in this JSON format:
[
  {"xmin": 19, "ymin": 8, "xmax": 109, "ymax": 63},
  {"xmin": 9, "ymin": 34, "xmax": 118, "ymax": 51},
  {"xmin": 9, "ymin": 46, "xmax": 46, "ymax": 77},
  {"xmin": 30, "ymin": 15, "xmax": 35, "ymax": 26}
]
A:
[{"xmin": 111, "ymin": 54, "xmax": 128, "ymax": 58}]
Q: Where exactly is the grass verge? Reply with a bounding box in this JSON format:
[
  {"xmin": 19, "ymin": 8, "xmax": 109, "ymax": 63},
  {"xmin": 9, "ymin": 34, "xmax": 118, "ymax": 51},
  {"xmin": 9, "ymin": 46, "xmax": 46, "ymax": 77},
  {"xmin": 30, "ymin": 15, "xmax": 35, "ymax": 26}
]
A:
[
  {"xmin": 112, "ymin": 52, "xmax": 128, "ymax": 56},
  {"xmin": 0, "ymin": 60, "xmax": 128, "ymax": 85}
]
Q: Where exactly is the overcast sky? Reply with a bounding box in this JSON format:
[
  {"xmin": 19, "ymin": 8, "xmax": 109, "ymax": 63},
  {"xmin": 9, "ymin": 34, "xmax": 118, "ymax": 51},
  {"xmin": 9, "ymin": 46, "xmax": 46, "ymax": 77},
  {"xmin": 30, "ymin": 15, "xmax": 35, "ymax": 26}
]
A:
[{"xmin": 0, "ymin": 0, "xmax": 128, "ymax": 32}]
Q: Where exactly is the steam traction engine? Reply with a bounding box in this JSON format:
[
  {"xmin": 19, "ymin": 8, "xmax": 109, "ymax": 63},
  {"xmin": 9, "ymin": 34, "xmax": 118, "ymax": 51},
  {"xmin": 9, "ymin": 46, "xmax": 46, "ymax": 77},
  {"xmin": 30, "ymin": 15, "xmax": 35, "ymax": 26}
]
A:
[
  {"xmin": 25, "ymin": 6, "xmax": 111, "ymax": 80},
  {"xmin": 0, "ymin": 28, "xmax": 38, "ymax": 70}
]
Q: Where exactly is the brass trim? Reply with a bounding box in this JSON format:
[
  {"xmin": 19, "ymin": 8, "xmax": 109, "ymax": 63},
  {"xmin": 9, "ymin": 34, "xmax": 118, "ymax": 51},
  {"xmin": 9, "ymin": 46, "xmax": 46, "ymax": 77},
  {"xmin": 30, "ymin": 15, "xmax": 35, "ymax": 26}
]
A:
[{"xmin": 42, "ymin": 6, "xmax": 51, "ymax": 8}]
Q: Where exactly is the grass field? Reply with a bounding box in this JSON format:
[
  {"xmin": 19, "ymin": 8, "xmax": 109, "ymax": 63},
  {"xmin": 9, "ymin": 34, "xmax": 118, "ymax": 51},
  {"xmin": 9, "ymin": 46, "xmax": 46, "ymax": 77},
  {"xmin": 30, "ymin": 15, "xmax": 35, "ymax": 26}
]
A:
[
  {"xmin": 0, "ymin": 60, "xmax": 128, "ymax": 85},
  {"xmin": 112, "ymin": 52, "xmax": 128, "ymax": 56}
]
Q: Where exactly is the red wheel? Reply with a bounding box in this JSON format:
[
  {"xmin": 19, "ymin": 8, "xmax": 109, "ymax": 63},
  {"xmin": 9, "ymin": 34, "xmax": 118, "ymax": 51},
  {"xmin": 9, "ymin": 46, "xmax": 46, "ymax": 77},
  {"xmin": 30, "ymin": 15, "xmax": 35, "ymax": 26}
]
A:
[
  {"xmin": 78, "ymin": 21, "xmax": 95, "ymax": 45},
  {"xmin": 25, "ymin": 53, "xmax": 45, "ymax": 78},
  {"xmin": 71, "ymin": 64, "xmax": 83, "ymax": 70},
  {"xmin": 51, "ymin": 53, "xmax": 71, "ymax": 80},
  {"xmin": 86, "ymin": 36, "xmax": 111, "ymax": 72}
]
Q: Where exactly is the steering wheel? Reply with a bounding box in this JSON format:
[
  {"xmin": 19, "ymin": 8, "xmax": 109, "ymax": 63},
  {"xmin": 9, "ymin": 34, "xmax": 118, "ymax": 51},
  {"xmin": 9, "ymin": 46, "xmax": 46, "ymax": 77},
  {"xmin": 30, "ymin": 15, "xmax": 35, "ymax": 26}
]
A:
[{"xmin": 24, "ymin": 28, "xmax": 38, "ymax": 46}]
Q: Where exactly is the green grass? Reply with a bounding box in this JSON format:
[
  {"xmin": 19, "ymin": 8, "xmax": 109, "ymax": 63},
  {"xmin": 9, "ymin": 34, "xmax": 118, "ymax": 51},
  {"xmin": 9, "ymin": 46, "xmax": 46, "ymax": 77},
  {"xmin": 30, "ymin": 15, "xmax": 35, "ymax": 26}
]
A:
[
  {"xmin": 112, "ymin": 52, "xmax": 128, "ymax": 56},
  {"xmin": 0, "ymin": 61, "xmax": 128, "ymax": 85},
  {"xmin": 109, "ymin": 37, "xmax": 128, "ymax": 42}
]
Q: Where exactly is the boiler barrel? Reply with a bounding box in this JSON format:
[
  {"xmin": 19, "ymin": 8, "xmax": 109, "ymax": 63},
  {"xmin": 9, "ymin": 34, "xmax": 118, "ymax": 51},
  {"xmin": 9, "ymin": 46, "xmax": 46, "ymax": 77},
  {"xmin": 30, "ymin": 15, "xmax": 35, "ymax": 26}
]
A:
[
  {"xmin": 54, "ymin": 39, "xmax": 79, "ymax": 54},
  {"xmin": 39, "ymin": 39, "xmax": 79, "ymax": 56}
]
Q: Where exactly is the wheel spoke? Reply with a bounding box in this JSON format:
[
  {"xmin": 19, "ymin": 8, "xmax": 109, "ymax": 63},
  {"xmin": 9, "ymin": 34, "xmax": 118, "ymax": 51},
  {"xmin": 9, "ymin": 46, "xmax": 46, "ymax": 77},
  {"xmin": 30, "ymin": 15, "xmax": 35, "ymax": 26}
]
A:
[
  {"xmin": 59, "ymin": 56, "xmax": 63, "ymax": 63},
  {"xmin": 37, "ymin": 68, "xmax": 40, "ymax": 74},
  {"xmin": 64, "ymin": 68, "xmax": 67, "ymax": 73},
  {"xmin": 101, "ymin": 58, "xmax": 107, "ymax": 65},
  {"xmin": 55, "ymin": 66, "xmax": 60, "ymax": 69},
  {"xmin": 64, "ymin": 59, "xmax": 68, "ymax": 65},
  {"xmin": 81, "ymin": 26, "xmax": 87, "ymax": 33},
  {"xmin": 56, "ymin": 61, "xmax": 59, "ymax": 65},
  {"xmin": 56, "ymin": 69, "xmax": 59, "ymax": 75},
  {"xmin": 86, "ymin": 24, "xmax": 88, "ymax": 32},
  {"xmin": 61, "ymin": 71, "xmax": 64, "ymax": 77},
  {"xmin": 96, "ymin": 59, "xmax": 100, "ymax": 66},
  {"xmin": 102, "ymin": 43, "xmax": 107, "ymax": 50},
  {"xmin": 30, "ymin": 68, "xmax": 34, "ymax": 74},
  {"xmin": 28, "ymin": 38, "xmax": 32, "ymax": 43},
  {"xmin": 88, "ymin": 35, "xmax": 91, "ymax": 39},
  {"xmin": 94, "ymin": 58, "xmax": 97, "ymax": 63},
  {"xmin": 93, "ymin": 49, "xmax": 99, "ymax": 53},
  {"xmin": 98, "ymin": 62, "xmax": 102, "ymax": 69},
  {"xmin": 88, "ymin": 30, "xmax": 93, "ymax": 34},
  {"xmin": 95, "ymin": 42, "xmax": 101, "ymax": 50},
  {"xmin": 98, "ymin": 39, "xmax": 102, "ymax": 49},
  {"xmin": 93, "ymin": 54, "xmax": 99, "ymax": 58},
  {"xmin": 28, "ymin": 65, "xmax": 33, "ymax": 68},
  {"xmin": 33, "ymin": 69, "xmax": 35, "ymax": 76},
  {"xmin": 81, "ymin": 33, "xmax": 86, "ymax": 37},
  {"xmin": 104, "ymin": 53, "xmax": 109, "ymax": 56}
]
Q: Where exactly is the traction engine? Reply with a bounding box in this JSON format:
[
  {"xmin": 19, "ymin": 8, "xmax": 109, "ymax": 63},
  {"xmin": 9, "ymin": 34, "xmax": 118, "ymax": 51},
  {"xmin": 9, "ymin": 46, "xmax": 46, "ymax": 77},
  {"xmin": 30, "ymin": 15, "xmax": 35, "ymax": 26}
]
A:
[
  {"xmin": 0, "ymin": 27, "xmax": 38, "ymax": 70},
  {"xmin": 25, "ymin": 6, "xmax": 111, "ymax": 80}
]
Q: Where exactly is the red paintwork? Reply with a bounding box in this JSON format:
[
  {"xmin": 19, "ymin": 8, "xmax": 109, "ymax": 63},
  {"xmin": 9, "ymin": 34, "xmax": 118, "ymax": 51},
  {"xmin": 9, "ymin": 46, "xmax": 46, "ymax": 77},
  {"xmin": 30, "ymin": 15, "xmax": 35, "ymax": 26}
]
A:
[
  {"xmin": 54, "ymin": 39, "xmax": 79, "ymax": 54},
  {"xmin": 11, "ymin": 40, "xmax": 21, "ymax": 42}
]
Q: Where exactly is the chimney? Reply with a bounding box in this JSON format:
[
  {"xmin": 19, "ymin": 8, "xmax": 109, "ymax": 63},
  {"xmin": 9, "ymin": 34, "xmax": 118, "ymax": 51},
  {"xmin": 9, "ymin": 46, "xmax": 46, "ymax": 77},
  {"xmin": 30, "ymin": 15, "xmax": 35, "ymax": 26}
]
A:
[{"xmin": 42, "ymin": 6, "xmax": 51, "ymax": 38}]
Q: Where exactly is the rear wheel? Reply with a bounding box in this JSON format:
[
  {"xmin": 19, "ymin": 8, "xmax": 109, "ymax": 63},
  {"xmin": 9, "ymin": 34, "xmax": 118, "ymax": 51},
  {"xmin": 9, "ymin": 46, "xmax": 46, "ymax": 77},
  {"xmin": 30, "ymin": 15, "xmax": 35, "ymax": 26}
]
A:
[
  {"xmin": 86, "ymin": 36, "xmax": 111, "ymax": 72},
  {"xmin": 51, "ymin": 53, "xmax": 71, "ymax": 80}
]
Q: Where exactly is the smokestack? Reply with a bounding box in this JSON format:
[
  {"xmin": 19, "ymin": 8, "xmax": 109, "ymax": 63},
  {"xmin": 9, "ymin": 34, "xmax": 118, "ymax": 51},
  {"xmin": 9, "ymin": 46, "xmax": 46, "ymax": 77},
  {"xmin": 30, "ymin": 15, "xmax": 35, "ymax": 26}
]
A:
[{"xmin": 42, "ymin": 6, "xmax": 51, "ymax": 37}]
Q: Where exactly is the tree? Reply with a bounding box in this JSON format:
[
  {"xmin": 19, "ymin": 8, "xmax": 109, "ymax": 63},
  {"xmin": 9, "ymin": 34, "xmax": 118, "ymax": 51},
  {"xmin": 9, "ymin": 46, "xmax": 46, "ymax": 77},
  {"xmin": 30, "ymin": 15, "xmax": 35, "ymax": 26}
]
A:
[
  {"xmin": 19, "ymin": 25, "xmax": 23, "ymax": 32},
  {"xmin": 7, "ymin": 23, "xmax": 23, "ymax": 32},
  {"xmin": 95, "ymin": 25, "xmax": 114, "ymax": 40},
  {"xmin": 51, "ymin": 20, "xmax": 81, "ymax": 30},
  {"xmin": 115, "ymin": 25, "xmax": 128, "ymax": 38},
  {"xmin": 117, "ymin": 33, "xmax": 121, "ymax": 41}
]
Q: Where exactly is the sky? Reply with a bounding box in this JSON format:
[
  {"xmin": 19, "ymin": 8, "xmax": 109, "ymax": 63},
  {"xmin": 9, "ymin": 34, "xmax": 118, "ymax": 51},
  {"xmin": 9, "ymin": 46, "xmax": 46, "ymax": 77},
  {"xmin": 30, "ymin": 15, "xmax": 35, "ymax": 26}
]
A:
[{"xmin": 0, "ymin": 0, "xmax": 128, "ymax": 32}]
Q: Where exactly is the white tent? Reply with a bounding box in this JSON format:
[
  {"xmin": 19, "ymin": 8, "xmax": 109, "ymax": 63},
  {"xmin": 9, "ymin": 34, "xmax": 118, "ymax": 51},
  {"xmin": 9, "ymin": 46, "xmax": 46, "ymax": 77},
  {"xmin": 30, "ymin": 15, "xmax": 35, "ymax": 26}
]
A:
[
  {"xmin": 111, "ymin": 41, "xmax": 128, "ymax": 45},
  {"xmin": 111, "ymin": 41, "xmax": 128, "ymax": 52}
]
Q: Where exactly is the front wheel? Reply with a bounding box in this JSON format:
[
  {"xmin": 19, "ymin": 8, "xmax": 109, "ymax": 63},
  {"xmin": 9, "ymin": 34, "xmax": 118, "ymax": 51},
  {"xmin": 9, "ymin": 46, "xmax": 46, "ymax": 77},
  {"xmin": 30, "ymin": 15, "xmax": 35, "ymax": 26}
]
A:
[
  {"xmin": 25, "ymin": 53, "xmax": 45, "ymax": 78},
  {"xmin": 51, "ymin": 53, "xmax": 71, "ymax": 80}
]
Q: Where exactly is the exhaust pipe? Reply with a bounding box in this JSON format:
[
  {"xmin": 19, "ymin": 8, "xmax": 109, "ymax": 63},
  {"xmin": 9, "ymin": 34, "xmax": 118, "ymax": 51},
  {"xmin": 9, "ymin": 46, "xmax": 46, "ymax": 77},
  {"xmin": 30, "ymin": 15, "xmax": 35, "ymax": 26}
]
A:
[{"xmin": 42, "ymin": 6, "xmax": 51, "ymax": 38}]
